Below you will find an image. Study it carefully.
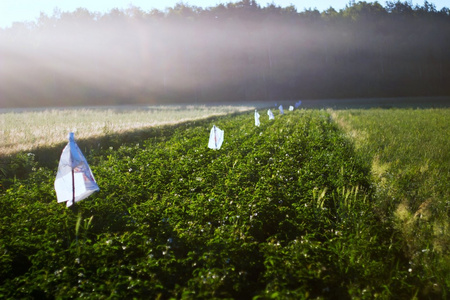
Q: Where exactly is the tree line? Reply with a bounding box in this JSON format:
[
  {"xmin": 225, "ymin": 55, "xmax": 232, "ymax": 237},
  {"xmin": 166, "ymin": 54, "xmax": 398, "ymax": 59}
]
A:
[{"xmin": 1, "ymin": 1, "xmax": 449, "ymax": 107}]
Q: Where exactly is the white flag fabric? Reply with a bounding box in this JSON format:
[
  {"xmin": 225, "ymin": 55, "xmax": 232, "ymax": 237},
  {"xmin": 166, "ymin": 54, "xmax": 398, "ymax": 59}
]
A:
[
  {"xmin": 208, "ymin": 125, "xmax": 224, "ymax": 150},
  {"xmin": 268, "ymin": 109, "xmax": 274, "ymax": 120},
  {"xmin": 289, "ymin": 105, "xmax": 294, "ymax": 111},
  {"xmin": 255, "ymin": 110, "xmax": 260, "ymax": 126},
  {"xmin": 295, "ymin": 100, "xmax": 302, "ymax": 108},
  {"xmin": 54, "ymin": 133, "xmax": 99, "ymax": 207},
  {"xmin": 279, "ymin": 105, "xmax": 284, "ymax": 115}
]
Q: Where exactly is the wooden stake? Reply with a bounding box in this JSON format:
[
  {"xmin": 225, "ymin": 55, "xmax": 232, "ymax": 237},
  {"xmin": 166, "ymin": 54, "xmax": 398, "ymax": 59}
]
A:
[{"xmin": 71, "ymin": 169, "xmax": 76, "ymax": 209}]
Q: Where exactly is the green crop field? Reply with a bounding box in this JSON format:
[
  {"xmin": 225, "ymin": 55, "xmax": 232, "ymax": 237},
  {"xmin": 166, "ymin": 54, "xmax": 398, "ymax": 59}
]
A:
[{"xmin": 0, "ymin": 107, "xmax": 448, "ymax": 299}]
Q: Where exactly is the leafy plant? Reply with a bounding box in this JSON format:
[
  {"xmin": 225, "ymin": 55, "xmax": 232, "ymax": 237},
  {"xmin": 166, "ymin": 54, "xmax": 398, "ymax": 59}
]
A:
[{"xmin": 0, "ymin": 109, "xmax": 431, "ymax": 298}]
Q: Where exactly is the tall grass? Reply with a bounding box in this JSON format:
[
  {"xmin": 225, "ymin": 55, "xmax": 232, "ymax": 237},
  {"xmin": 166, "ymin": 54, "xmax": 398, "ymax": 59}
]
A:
[
  {"xmin": 0, "ymin": 105, "xmax": 255, "ymax": 156},
  {"xmin": 332, "ymin": 108, "xmax": 450, "ymax": 297}
]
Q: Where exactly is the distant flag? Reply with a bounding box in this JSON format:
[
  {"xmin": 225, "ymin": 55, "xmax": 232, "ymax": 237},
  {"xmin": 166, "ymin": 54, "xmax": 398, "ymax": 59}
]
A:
[
  {"xmin": 208, "ymin": 125, "xmax": 224, "ymax": 150},
  {"xmin": 279, "ymin": 105, "xmax": 284, "ymax": 115},
  {"xmin": 289, "ymin": 105, "xmax": 294, "ymax": 111},
  {"xmin": 268, "ymin": 109, "xmax": 275, "ymax": 120},
  {"xmin": 295, "ymin": 100, "xmax": 302, "ymax": 108},
  {"xmin": 255, "ymin": 110, "xmax": 260, "ymax": 126},
  {"xmin": 54, "ymin": 133, "xmax": 99, "ymax": 207}
]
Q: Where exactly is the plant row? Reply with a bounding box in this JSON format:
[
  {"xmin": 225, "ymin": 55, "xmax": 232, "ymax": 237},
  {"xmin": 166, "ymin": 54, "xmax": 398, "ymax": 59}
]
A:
[{"xmin": 0, "ymin": 110, "xmax": 421, "ymax": 298}]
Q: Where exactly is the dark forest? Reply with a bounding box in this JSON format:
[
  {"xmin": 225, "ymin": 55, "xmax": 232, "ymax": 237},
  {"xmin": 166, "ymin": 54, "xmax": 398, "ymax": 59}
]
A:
[{"xmin": 1, "ymin": 1, "xmax": 449, "ymax": 108}]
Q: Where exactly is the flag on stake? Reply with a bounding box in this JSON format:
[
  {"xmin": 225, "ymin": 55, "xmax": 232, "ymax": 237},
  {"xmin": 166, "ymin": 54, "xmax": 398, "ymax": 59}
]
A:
[
  {"xmin": 268, "ymin": 109, "xmax": 275, "ymax": 120},
  {"xmin": 255, "ymin": 110, "xmax": 260, "ymax": 127},
  {"xmin": 279, "ymin": 105, "xmax": 284, "ymax": 115},
  {"xmin": 289, "ymin": 105, "xmax": 294, "ymax": 111},
  {"xmin": 208, "ymin": 125, "xmax": 224, "ymax": 150},
  {"xmin": 54, "ymin": 133, "xmax": 99, "ymax": 207},
  {"xmin": 295, "ymin": 100, "xmax": 302, "ymax": 108}
]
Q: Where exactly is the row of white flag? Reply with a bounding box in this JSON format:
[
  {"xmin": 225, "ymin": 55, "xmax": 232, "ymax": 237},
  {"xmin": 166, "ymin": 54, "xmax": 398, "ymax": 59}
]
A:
[
  {"xmin": 55, "ymin": 102, "xmax": 301, "ymax": 207},
  {"xmin": 210, "ymin": 103, "xmax": 301, "ymax": 150}
]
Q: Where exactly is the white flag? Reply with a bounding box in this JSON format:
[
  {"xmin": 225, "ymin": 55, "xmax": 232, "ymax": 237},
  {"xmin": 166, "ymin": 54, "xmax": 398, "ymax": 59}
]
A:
[
  {"xmin": 54, "ymin": 133, "xmax": 99, "ymax": 207},
  {"xmin": 208, "ymin": 125, "xmax": 224, "ymax": 150},
  {"xmin": 279, "ymin": 105, "xmax": 284, "ymax": 115},
  {"xmin": 255, "ymin": 110, "xmax": 260, "ymax": 127},
  {"xmin": 268, "ymin": 109, "xmax": 274, "ymax": 120},
  {"xmin": 289, "ymin": 106, "xmax": 294, "ymax": 111}
]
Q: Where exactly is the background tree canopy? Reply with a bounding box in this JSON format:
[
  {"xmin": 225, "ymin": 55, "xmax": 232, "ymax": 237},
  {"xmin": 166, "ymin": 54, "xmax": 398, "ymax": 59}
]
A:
[{"xmin": 1, "ymin": 1, "xmax": 449, "ymax": 107}]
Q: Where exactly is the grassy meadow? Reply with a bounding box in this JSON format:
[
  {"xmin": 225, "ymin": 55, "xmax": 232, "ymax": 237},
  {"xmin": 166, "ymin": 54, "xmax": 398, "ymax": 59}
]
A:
[
  {"xmin": 332, "ymin": 108, "xmax": 450, "ymax": 295},
  {"xmin": 0, "ymin": 105, "xmax": 449, "ymax": 298}
]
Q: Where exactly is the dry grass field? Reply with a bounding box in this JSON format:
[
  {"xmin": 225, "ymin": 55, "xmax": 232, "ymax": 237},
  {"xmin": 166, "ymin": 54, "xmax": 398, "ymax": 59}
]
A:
[{"xmin": 0, "ymin": 105, "xmax": 256, "ymax": 156}]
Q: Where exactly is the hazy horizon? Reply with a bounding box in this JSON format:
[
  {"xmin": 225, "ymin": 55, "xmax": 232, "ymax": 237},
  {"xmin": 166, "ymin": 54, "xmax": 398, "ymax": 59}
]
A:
[
  {"xmin": 1, "ymin": 1, "xmax": 449, "ymax": 108},
  {"xmin": 1, "ymin": 0, "xmax": 448, "ymax": 28}
]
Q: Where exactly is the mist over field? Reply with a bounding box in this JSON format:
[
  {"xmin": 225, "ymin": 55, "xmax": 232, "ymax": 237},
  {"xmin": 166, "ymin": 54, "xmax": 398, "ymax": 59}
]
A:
[
  {"xmin": 0, "ymin": 3, "xmax": 449, "ymax": 297},
  {"xmin": 1, "ymin": 1, "xmax": 449, "ymax": 107}
]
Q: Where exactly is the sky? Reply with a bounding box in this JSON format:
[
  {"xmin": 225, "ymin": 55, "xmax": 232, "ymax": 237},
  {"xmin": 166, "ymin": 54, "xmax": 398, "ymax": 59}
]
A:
[{"xmin": 1, "ymin": 0, "xmax": 448, "ymax": 28}]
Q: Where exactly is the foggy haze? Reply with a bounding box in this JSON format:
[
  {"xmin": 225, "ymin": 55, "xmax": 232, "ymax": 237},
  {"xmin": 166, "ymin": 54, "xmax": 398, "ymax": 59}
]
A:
[{"xmin": 1, "ymin": 2, "xmax": 449, "ymax": 107}]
